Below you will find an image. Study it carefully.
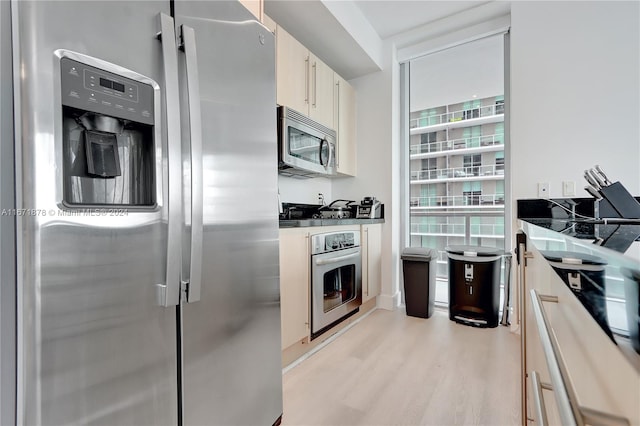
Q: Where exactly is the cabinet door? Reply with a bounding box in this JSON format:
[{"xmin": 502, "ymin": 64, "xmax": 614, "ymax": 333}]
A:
[
  {"xmin": 334, "ymin": 73, "xmax": 357, "ymax": 176},
  {"xmin": 362, "ymin": 224, "xmax": 382, "ymax": 303},
  {"xmin": 309, "ymin": 52, "xmax": 334, "ymax": 129},
  {"xmin": 523, "ymin": 239, "xmax": 640, "ymax": 426},
  {"xmin": 279, "ymin": 228, "xmax": 310, "ymax": 350},
  {"xmin": 276, "ymin": 25, "xmax": 309, "ymax": 115},
  {"xmin": 262, "ymin": 14, "xmax": 276, "ymax": 34},
  {"xmin": 238, "ymin": 0, "xmax": 263, "ymax": 21}
]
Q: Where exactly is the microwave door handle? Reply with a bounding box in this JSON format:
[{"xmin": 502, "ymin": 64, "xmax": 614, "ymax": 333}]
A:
[
  {"xmin": 328, "ymin": 140, "xmax": 335, "ymax": 169},
  {"xmin": 180, "ymin": 24, "xmax": 203, "ymax": 304},
  {"xmin": 318, "ymin": 139, "xmax": 326, "ymax": 166},
  {"xmin": 156, "ymin": 12, "xmax": 182, "ymax": 307}
]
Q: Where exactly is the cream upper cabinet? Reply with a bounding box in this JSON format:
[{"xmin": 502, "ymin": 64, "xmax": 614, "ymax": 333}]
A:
[
  {"xmin": 238, "ymin": 0, "xmax": 263, "ymax": 22},
  {"xmin": 361, "ymin": 224, "xmax": 382, "ymax": 303},
  {"xmin": 262, "ymin": 14, "xmax": 276, "ymax": 34},
  {"xmin": 276, "ymin": 25, "xmax": 309, "ymax": 117},
  {"xmin": 279, "ymin": 228, "xmax": 310, "ymax": 350},
  {"xmin": 308, "ymin": 53, "xmax": 334, "ymax": 129},
  {"xmin": 275, "ymin": 26, "xmax": 334, "ymax": 130},
  {"xmin": 334, "ymin": 73, "xmax": 357, "ymax": 176}
]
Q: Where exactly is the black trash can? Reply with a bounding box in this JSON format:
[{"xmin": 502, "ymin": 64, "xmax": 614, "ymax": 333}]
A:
[
  {"xmin": 446, "ymin": 245, "xmax": 503, "ymax": 328},
  {"xmin": 401, "ymin": 247, "xmax": 437, "ymax": 318},
  {"xmin": 542, "ymin": 251, "xmax": 615, "ymax": 343}
]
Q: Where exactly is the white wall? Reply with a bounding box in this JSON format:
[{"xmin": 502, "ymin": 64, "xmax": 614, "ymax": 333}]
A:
[
  {"xmin": 278, "ymin": 175, "xmax": 332, "ymax": 205},
  {"xmin": 337, "ymin": 0, "xmax": 640, "ymax": 311},
  {"xmin": 510, "ymin": 1, "xmax": 640, "ymax": 201},
  {"xmin": 332, "ymin": 39, "xmax": 401, "ymax": 309}
]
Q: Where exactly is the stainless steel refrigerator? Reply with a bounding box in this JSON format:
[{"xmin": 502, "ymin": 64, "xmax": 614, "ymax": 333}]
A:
[{"xmin": 0, "ymin": 1, "xmax": 283, "ymax": 424}]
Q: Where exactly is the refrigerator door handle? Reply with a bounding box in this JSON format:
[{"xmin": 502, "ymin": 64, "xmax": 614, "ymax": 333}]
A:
[
  {"xmin": 157, "ymin": 13, "xmax": 183, "ymax": 307},
  {"xmin": 180, "ymin": 24, "xmax": 203, "ymax": 303}
]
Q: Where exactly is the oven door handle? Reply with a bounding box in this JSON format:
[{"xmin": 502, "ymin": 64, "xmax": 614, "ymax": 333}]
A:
[{"xmin": 314, "ymin": 251, "xmax": 360, "ymax": 266}]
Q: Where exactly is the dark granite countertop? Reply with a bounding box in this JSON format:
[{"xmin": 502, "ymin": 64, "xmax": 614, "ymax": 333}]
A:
[{"xmin": 279, "ymin": 218, "xmax": 385, "ymax": 228}]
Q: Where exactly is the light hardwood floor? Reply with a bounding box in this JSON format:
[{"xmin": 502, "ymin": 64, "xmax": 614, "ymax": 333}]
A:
[{"xmin": 281, "ymin": 308, "xmax": 521, "ymax": 426}]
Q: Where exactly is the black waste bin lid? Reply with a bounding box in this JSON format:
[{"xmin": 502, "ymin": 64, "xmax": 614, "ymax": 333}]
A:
[
  {"xmin": 445, "ymin": 245, "xmax": 503, "ymax": 257},
  {"xmin": 540, "ymin": 250, "xmax": 606, "ymax": 266},
  {"xmin": 401, "ymin": 247, "xmax": 436, "ymax": 261}
]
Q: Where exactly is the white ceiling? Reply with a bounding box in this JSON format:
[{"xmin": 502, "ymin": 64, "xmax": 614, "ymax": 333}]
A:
[
  {"xmin": 410, "ymin": 34, "xmax": 504, "ymax": 110},
  {"xmin": 264, "ymin": 0, "xmax": 500, "ymax": 80},
  {"xmin": 353, "ymin": 1, "xmax": 490, "ymax": 39}
]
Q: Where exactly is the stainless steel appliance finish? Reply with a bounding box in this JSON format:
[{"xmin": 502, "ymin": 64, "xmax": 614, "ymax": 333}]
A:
[
  {"xmin": 2, "ymin": 1, "xmax": 282, "ymax": 425},
  {"xmin": 174, "ymin": 3, "xmax": 282, "ymax": 425},
  {"xmin": 310, "ymin": 231, "xmax": 362, "ymax": 337},
  {"xmin": 317, "ymin": 199, "xmax": 356, "ymax": 219},
  {"xmin": 278, "ymin": 106, "xmax": 337, "ymax": 178},
  {"xmin": 356, "ymin": 197, "xmax": 382, "ymax": 219}
]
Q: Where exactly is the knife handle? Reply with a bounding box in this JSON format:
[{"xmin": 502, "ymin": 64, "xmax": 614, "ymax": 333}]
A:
[
  {"xmin": 584, "ymin": 171, "xmax": 600, "ymax": 189},
  {"xmin": 584, "ymin": 185, "xmax": 602, "ymax": 199},
  {"xmin": 594, "ymin": 165, "xmax": 612, "ymax": 186},
  {"xmin": 588, "ymin": 169, "xmax": 606, "ymax": 188}
]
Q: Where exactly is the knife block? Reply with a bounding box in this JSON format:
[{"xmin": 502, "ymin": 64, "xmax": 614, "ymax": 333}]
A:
[{"xmin": 597, "ymin": 182, "xmax": 640, "ymax": 219}]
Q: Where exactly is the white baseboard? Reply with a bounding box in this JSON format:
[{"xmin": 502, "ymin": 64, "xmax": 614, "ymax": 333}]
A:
[{"xmin": 376, "ymin": 291, "xmax": 401, "ymax": 311}]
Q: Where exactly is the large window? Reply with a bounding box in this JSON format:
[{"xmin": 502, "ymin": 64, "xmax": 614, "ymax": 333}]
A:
[{"xmin": 405, "ymin": 34, "xmax": 506, "ymax": 306}]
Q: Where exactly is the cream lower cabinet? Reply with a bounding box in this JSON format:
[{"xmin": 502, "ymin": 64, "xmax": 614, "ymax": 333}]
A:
[
  {"xmin": 279, "ymin": 228, "xmax": 310, "ymax": 350},
  {"xmin": 334, "ymin": 73, "xmax": 356, "ymax": 176},
  {"xmin": 361, "ymin": 224, "xmax": 382, "ymax": 303},
  {"xmin": 520, "ymin": 231, "xmax": 640, "ymax": 426}
]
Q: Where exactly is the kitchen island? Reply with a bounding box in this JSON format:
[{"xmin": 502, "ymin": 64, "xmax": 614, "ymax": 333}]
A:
[{"xmin": 517, "ymin": 218, "xmax": 639, "ymax": 426}]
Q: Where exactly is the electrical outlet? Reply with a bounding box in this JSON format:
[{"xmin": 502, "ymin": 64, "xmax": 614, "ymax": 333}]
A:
[
  {"xmin": 538, "ymin": 182, "xmax": 550, "ymax": 198},
  {"xmin": 562, "ymin": 181, "xmax": 575, "ymax": 197}
]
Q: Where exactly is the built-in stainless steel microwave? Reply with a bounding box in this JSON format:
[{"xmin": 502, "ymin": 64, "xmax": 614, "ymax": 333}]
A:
[{"xmin": 278, "ymin": 106, "xmax": 336, "ymax": 178}]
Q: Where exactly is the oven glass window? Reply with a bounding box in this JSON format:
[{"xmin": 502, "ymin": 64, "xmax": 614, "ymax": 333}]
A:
[
  {"xmin": 323, "ymin": 264, "xmax": 356, "ymax": 313},
  {"xmin": 288, "ymin": 127, "xmax": 327, "ymax": 164}
]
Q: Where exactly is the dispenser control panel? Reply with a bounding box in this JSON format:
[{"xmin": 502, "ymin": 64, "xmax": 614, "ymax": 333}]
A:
[{"xmin": 61, "ymin": 57, "xmax": 154, "ymax": 125}]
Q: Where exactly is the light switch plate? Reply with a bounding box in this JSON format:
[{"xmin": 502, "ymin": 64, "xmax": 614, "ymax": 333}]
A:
[{"xmin": 562, "ymin": 181, "xmax": 575, "ymax": 197}]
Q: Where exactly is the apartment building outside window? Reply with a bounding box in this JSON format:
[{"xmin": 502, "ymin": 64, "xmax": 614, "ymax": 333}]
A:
[{"xmin": 405, "ymin": 34, "xmax": 505, "ymax": 306}]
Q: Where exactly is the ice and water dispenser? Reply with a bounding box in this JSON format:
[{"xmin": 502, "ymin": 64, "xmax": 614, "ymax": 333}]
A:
[{"xmin": 60, "ymin": 57, "xmax": 156, "ymax": 207}]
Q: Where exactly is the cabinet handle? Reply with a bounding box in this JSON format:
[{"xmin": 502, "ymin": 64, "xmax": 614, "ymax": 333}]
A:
[
  {"xmin": 529, "ymin": 369, "xmax": 629, "ymax": 426},
  {"xmin": 304, "ymin": 57, "xmax": 309, "ymax": 104},
  {"xmin": 312, "ymin": 61, "xmax": 317, "ymax": 108},
  {"xmin": 530, "ymin": 289, "xmax": 579, "ymax": 426},
  {"xmin": 530, "ymin": 371, "xmax": 549, "ymax": 426},
  {"xmin": 363, "ymin": 227, "xmax": 368, "ymax": 296},
  {"xmin": 335, "ymin": 81, "xmax": 340, "ymax": 167}
]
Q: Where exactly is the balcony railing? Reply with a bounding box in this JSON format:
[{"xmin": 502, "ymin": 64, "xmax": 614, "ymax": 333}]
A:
[
  {"xmin": 410, "ymin": 164, "xmax": 504, "ymax": 181},
  {"xmin": 410, "ymin": 103, "xmax": 504, "ymax": 129},
  {"xmin": 410, "ymin": 134, "xmax": 503, "ymax": 156},
  {"xmin": 410, "ymin": 193, "xmax": 505, "ymax": 208},
  {"xmin": 410, "ymin": 222, "xmax": 505, "ymax": 237}
]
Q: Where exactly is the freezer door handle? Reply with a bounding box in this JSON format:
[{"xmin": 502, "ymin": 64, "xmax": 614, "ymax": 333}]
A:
[
  {"xmin": 180, "ymin": 24, "xmax": 203, "ymax": 303},
  {"xmin": 157, "ymin": 13, "xmax": 182, "ymax": 307}
]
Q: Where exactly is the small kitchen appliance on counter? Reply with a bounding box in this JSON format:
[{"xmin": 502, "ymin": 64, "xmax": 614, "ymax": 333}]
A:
[
  {"xmin": 356, "ymin": 196, "xmax": 382, "ymax": 219},
  {"xmin": 317, "ymin": 199, "xmax": 356, "ymax": 219}
]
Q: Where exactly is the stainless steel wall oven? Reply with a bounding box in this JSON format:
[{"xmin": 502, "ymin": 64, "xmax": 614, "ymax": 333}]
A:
[{"xmin": 310, "ymin": 230, "xmax": 362, "ymax": 338}]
